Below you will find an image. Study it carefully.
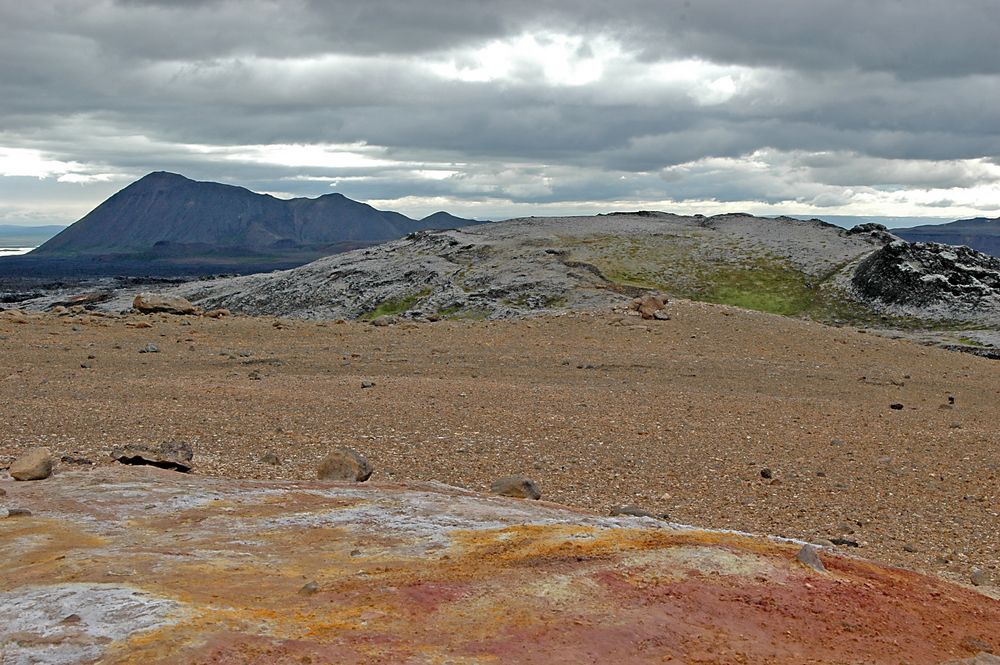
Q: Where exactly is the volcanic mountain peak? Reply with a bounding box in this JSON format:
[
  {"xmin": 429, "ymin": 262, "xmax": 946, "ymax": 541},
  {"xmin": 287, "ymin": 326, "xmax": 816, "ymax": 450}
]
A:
[{"xmin": 30, "ymin": 172, "xmax": 482, "ymax": 263}]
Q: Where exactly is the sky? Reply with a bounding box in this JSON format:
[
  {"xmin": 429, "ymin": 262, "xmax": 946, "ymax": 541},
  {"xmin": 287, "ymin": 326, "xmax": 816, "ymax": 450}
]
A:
[{"xmin": 2, "ymin": 0, "xmax": 1000, "ymax": 227}]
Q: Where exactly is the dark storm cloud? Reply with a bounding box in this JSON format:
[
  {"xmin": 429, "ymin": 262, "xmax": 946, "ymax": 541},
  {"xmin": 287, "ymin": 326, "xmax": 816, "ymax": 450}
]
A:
[{"xmin": 2, "ymin": 0, "xmax": 1000, "ymax": 223}]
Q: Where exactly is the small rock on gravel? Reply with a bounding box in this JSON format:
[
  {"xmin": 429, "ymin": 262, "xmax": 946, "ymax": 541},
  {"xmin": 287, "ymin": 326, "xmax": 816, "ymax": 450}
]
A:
[
  {"xmin": 298, "ymin": 581, "xmax": 320, "ymax": 595},
  {"xmin": 261, "ymin": 452, "xmax": 281, "ymax": 466},
  {"xmin": 361, "ymin": 381, "xmax": 375, "ymax": 389},
  {"xmin": 139, "ymin": 342, "xmax": 160, "ymax": 354},
  {"xmin": 10, "ymin": 447, "xmax": 53, "ymax": 481},
  {"xmin": 317, "ymin": 447, "xmax": 372, "ymax": 482},
  {"xmin": 490, "ymin": 475, "xmax": 541, "ymax": 500},
  {"xmin": 903, "ymin": 543, "xmax": 918, "ymax": 553},
  {"xmin": 890, "ymin": 403, "xmax": 904, "ymax": 410},
  {"xmin": 796, "ymin": 544, "xmax": 826, "ymax": 573},
  {"xmin": 5, "ymin": 507, "xmax": 32, "ymax": 518},
  {"xmin": 371, "ymin": 316, "xmax": 397, "ymax": 327},
  {"xmin": 971, "ymin": 568, "xmax": 990, "ymax": 586},
  {"xmin": 760, "ymin": 467, "xmax": 773, "ymax": 479}
]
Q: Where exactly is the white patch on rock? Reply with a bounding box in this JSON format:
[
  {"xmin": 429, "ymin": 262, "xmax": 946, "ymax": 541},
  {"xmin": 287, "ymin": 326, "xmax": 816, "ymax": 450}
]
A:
[{"xmin": 0, "ymin": 583, "xmax": 184, "ymax": 665}]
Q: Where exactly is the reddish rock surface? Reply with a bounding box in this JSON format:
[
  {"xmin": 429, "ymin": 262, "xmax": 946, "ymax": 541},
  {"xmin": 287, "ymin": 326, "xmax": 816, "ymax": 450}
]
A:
[{"xmin": 1, "ymin": 467, "xmax": 997, "ymax": 664}]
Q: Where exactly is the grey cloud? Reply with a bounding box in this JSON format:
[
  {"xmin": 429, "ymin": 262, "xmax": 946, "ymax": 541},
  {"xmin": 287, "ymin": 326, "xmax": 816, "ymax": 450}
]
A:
[{"xmin": 3, "ymin": 1, "xmax": 1000, "ymax": 223}]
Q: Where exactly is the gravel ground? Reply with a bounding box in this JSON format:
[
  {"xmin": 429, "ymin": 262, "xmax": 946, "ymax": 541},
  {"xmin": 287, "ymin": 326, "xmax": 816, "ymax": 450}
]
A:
[{"xmin": 1, "ymin": 302, "xmax": 997, "ymax": 589}]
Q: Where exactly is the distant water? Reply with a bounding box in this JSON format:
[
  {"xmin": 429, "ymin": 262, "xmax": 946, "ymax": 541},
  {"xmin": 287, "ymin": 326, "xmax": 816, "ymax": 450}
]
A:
[{"xmin": 0, "ymin": 247, "xmax": 35, "ymax": 257}]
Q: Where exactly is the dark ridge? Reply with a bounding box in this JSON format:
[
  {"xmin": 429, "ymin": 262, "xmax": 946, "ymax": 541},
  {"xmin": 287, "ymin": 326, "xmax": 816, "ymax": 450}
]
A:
[{"xmin": 27, "ymin": 172, "xmax": 484, "ymax": 275}]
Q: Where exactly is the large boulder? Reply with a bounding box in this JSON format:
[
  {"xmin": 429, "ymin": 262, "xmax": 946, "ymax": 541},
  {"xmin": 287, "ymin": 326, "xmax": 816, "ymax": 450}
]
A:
[
  {"xmin": 9, "ymin": 447, "xmax": 53, "ymax": 481},
  {"xmin": 490, "ymin": 475, "xmax": 542, "ymax": 499},
  {"xmin": 133, "ymin": 293, "xmax": 199, "ymax": 315},
  {"xmin": 111, "ymin": 442, "xmax": 194, "ymax": 472},
  {"xmin": 316, "ymin": 447, "xmax": 372, "ymax": 482}
]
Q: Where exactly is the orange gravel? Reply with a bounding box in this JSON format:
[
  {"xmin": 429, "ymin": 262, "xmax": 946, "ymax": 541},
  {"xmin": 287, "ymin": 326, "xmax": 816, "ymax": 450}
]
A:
[{"xmin": 1, "ymin": 301, "xmax": 998, "ymax": 588}]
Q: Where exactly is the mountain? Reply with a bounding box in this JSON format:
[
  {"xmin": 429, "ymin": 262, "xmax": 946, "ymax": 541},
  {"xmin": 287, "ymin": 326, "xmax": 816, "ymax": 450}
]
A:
[
  {"xmin": 894, "ymin": 217, "xmax": 1000, "ymax": 257},
  {"xmin": 31, "ymin": 171, "xmax": 483, "ymax": 259}
]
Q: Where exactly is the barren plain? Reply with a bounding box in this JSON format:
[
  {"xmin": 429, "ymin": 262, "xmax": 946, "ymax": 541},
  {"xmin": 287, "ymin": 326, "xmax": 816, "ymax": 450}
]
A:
[{"xmin": 1, "ymin": 301, "xmax": 998, "ymax": 589}]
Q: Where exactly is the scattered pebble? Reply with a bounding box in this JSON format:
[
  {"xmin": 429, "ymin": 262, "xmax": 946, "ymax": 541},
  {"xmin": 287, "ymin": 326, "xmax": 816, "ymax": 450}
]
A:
[{"xmin": 970, "ymin": 569, "xmax": 989, "ymax": 587}]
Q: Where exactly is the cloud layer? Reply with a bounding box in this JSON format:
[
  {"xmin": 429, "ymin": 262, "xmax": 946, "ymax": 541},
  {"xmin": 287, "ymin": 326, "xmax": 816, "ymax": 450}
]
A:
[{"xmin": 2, "ymin": 0, "xmax": 999, "ymax": 224}]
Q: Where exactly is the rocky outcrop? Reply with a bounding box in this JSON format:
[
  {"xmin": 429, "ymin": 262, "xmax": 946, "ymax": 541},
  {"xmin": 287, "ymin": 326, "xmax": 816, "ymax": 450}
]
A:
[
  {"xmin": 852, "ymin": 240, "xmax": 1000, "ymax": 321},
  {"xmin": 1, "ymin": 468, "xmax": 997, "ymax": 663}
]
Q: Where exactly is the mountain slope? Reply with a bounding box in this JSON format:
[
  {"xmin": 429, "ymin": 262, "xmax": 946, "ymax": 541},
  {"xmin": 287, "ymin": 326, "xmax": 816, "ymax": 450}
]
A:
[
  {"xmin": 895, "ymin": 217, "xmax": 1000, "ymax": 257},
  {"xmin": 32, "ymin": 171, "xmax": 481, "ymax": 256}
]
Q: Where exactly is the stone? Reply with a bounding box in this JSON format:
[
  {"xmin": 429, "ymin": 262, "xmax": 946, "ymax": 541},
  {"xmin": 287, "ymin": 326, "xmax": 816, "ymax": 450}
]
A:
[
  {"xmin": 317, "ymin": 448, "xmax": 372, "ymax": 482},
  {"xmin": 133, "ymin": 293, "xmax": 198, "ymax": 315},
  {"xmin": 203, "ymin": 308, "xmax": 231, "ymax": 319},
  {"xmin": 361, "ymin": 381, "xmax": 375, "ymax": 389},
  {"xmin": 139, "ymin": 342, "xmax": 160, "ymax": 354},
  {"xmin": 760, "ymin": 467, "xmax": 773, "ymax": 479},
  {"xmin": 10, "ymin": 447, "xmax": 53, "ymax": 481},
  {"xmin": 632, "ymin": 294, "xmax": 669, "ymax": 320},
  {"xmin": 60, "ymin": 455, "xmax": 93, "ymax": 466},
  {"xmin": 890, "ymin": 403, "xmax": 904, "ymax": 410},
  {"xmin": 971, "ymin": 569, "xmax": 989, "ymax": 586},
  {"xmin": 298, "ymin": 581, "xmax": 320, "ymax": 596},
  {"xmin": 261, "ymin": 452, "xmax": 281, "ymax": 466},
  {"xmin": 958, "ymin": 636, "xmax": 995, "ymax": 655},
  {"xmin": 248, "ymin": 370, "xmax": 262, "ymax": 380},
  {"xmin": 371, "ymin": 315, "xmax": 397, "ymax": 327},
  {"xmin": 903, "ymin": 543, "xmax": 918, "ymax": 553},
  {"xmin": 942, "ymin": 654, "xmax": 1000, "ymax": 665},
  {"xmin": 489, "ymin": 475, "xmax": 541, "ymax": 500},
  {"xmin": 610, "ymin": 505, "xmax": 656, "ymax": 518},
  {"xmin": 830, "ymin": 537, "xmax": 860, "ymax": 548},
  {"xmin": 6, "ymin": 507, "xmax": 32, "ymax": 518},
  {"xmin": 796, "ymin": 544, "xmax": 826, "ymax": 573},
  {"xmin": 111, "ymin": 442, "xmax": 194, "ymax": 472}
]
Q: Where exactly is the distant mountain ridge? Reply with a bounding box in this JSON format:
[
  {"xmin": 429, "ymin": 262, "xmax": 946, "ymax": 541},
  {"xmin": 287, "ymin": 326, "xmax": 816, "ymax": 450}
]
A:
[
  {"xmin": 32, "ymin": 171, "xmax": 483, "ymax": 258},
  {"xmin": 894, "ymin": 217, "xmax": 1000, "ymax": 257}
]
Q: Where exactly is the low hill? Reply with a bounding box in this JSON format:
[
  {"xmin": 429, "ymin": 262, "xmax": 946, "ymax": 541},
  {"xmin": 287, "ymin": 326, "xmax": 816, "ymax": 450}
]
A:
[
  {"xmin": 895, "ymin": 217, "xmax": 1000, "ymax": 257},
  {"xmin": 25, "ymin": 172, "xmax": 482, "ymax": 272}
]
